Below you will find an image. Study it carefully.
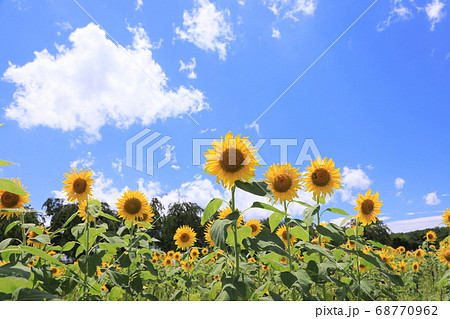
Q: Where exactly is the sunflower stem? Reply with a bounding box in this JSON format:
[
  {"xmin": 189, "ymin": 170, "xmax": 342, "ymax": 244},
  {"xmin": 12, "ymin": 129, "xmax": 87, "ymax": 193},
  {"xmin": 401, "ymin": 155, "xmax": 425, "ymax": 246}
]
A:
[
  {"xmin": 231, "ymin": 185, "xmax": 240, "ymax": 277},
  {"xmin": 283, "ymin": 201, "xmax": 292, "ymax": 271},
  {"xmin": 19, "ymin": 213, "xmax": 26, "ymax": 245},
  {"xmin": 315, "ymin": 198, "xmax": 326, "ymax": 300},
  {"xmin": 84, "ymin": 195, "xmax": 90, "ymax": 296},
  {"xmin": 355, "ymin": 218, "xmax": 361, "ymax": 301}
]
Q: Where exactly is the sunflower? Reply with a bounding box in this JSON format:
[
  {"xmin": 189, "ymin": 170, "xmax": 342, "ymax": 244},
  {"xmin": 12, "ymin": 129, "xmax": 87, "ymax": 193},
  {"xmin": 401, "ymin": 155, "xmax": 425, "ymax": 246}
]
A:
[
  {"xmin": 425, "ymin": 230, "xmax": 437, "ymax": 242},
  {"xmin": 167, "ymin": 251, "xmax": 175, "ymax": 258},
  {"xmin": 27, "ymin": 226, "xmax": 49, "ymax": 248},
  {"xmin": 353, "ymin": 189, "xmax": 382, "ymax": 226},
  {"xmin": 359, "ymin": 264, "xmax": 369, "ymax": 272},
  {"xmin": 163, "ymin": 257, "xmax": 173, "ymax": 267},
  {"xmin": 262, "ymin": 264, "xmax": 269, "ymax": 271},
  {"xmin": 442, "ymin": 209, "xmax": 450, "ymax": 226},
  {"xmin": 174, "ymin": 252, "xmax": 181, "ymax": 261},
  {"xmin": 51, "ymin": 267, "xmax": 62, "ymax": 277},
  {"xmin": 406, "ymin": 251, "xmax": 412, "ymax": 258},
  {"xmin": 181, "ymin": 261, "xmax": 194, "ymax": 271},
  {"xmin": 218, "ymin": 207, "xmax": 244, "ymax": 227},
  {"xmin": 399, "ymin": 260, "xmax": 407, "ymax": 272},
  {"xmin": 77, "ymin": 200, "xmax": 95, "ymax": 222},
  {"xmin": 62, "ymin": 168, "xmax": 94, "ymax": 203},
  {"xmin": 263, "ymin": 163, "xmax": 301, "ymax": 203},
  {"xmin": 347, "ymin": 239, "xmax": 356, "ymax": 250},
  {"xmin": 379, "ymin": 250, "xmax": 394, "ymax": 267},
  {"xmin": 116, "ymin": 190, "xmax": 153, "ymax": 223},
  {"xmin": 412, "ymin": 261, "xmax": 420, "ymax": 272},
  {"xmin": 204, "ymin": 221, "xmax": 215, "ymax": 248},
  {"xmin": 244, "ymin": 219, "xmax": 262, "ymax": 237},
  {"xmin": 214, "ymin": 275, "xmax": 220, "ymax": 281},
  {"xmin": 151, "ymin": 257, "xmax": 158, "ymax": 263},
  {"xmin": 202, "ymin": 248, "xmax": 209, "ymax": 255},
  {"xmin": 0, "ymin": 178, "xmax": 31, "ymax": 220},
  {"xmin": 173, "ymin": 225, "xmax": 197, "ymax": 250},
  {"xmin": 190, "ymin": 248, "xmax": 200, "ymax": 259},
  {"xmin": 415, "ymin": 249, "xmax": 425, "ymax": 259},
  {"xmin": 204, "ymin": 132, "xmax": 259, "ymax": 189},
  {"xmin": 248, "ymin": 257, "xmax": 256, "ymax": 263},
  {"xmin": 302, "ymin": 157, "xmax": 342, "ymax": 199},
  {"xmin": 397, "ymin": 246, "xmax": 405, "ymax": 254},
  {"xmin": 438, "ymin": 246, "xmax": 450, "ymax": 267},
  {"xmin": 276, "ymin": 225, "xmax": 297, "ymax": 248}
]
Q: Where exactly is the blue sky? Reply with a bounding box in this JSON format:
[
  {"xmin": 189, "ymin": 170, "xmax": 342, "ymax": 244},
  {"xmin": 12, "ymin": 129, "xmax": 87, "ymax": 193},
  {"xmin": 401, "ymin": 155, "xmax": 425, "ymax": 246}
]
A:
[{"xmin": 0, "ymin": 0, "xmax": 449, "ymax": 233}]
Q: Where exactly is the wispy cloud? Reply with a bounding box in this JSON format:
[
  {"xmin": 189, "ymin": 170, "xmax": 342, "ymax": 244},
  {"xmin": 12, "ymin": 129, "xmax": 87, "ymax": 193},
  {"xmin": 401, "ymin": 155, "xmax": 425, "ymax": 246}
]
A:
[
  {"xmin": 174, "ymin": 0, "xmax": 235, "ymax": 60},
  {"xmin": 423, "ymin": 191, "xmax": 441, "ymax": 205},
  {"xmin": 179, "ymin": 57, "xmax": 197, "ymax": 79},
  {"xmin": 424, "ymin": 0, "xmax": 446, "ymax": 31},
  {"xmin": 135, "ymin": 0, "xmax": 144, "ymax": 11},
  {"xmin": 272, "ymin": 27, "xmax": 281, "ymax": 38},
  {"xmin": 386, "ymin": 215, "xmax": 443, "ymax": 233},
  {"xmin": 377, "ymin": 0, "xmax": 413, "ymax": 31},
  {"xmin": 263, "ymin": 0, "xmax": 318, "ymax": 21}
]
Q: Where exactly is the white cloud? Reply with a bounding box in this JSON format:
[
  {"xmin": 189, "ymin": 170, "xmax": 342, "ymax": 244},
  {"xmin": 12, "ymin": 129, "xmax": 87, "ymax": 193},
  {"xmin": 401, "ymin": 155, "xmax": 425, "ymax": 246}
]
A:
[
  {"xmin": 135, "ymin": 0, "xmax": 144, "ymax": 11},
  {"xmin": 171, "ymin": 165, "xmax": 181, "ymax": 170},
  {"xmin": 56, "ymin": 22, "xmax": 73, "ymax": 31},
  {"xmin": 238, "ymin": 0, "xmax": 246, "ymax": 5},
  {"xmin": 174, "ymin": 0, "xmax": 235, "ymax": 60},
  {"xmin": 423, "ymin": 191, "xmax": 441, "ymax": 205},
  {"xmin": 179, "ymin": 57, "xmax": 197, "ymax": 79},
  {"xmin": 395, "ymin": 177, "xmax": 405, "ymax": 190},
  {"xmin": 263, "ymin": 0, "xmax": 318, "ymax": 21},
  {"xmin": 377, "ymin": 0, "xmax": 413, "ymax": 31},
  {"xmin": 272, "ymin": 28, "xmax": 281, "ymax": 38},
  {"xmin": 334, "ymin": 166, "xmax": 372, "ymax": 204},
  {"xmin": 3, "ymin": 23, "xmax": 208, "ymax": 142},
  {"xmin": 386, "ymin": 215, "xmax": 443, "ymax": 233},
  {"xmin": 425, "ymin": 0, "xmax": 446, "ymax": 30},
  {"xmin": 70, "ymin": 152, "xmax": 95, "ymax": 169},
  {"xmin": 112, "ymin": 158, "xmax": 124, "ymax": 177}
]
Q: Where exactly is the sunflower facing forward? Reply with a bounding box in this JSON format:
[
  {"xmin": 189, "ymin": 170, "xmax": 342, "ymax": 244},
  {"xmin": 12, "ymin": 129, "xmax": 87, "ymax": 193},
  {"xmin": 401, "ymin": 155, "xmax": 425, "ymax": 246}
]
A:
[
  {"xmin": 62, "ymin": 168, "xmax": 94, "ymax": 203},
  {"xmin": 0, "ymin": 178, "xmax": 31, "ymax": 220},
  {"xmin": 354, "ymin": 189, "xmax": 383, "ymax": 226},
  {"xmin": 116, "ymin": 190, "xmax": 153, "ymax": 223},
  {"xmin": 244, "ymin": 219, "xmax": 262, "ymax": 237},
  {"xmin": 263, "ymin": 163, "xmax": 301, "ymax": 203},
  {"xmin": 174, "ymin": 225, "xmax": 197, "ymax": 250},
  {"xmin": 204, "ymin": 132, "xmax": 259, "ymax": 189},
  {"xmin": 425, "ymin": 230, "xmax": 437, "ymax": 242},
  {"xmin": 302, "ymin": 157, "xmax": 342, "ymax": 199}
]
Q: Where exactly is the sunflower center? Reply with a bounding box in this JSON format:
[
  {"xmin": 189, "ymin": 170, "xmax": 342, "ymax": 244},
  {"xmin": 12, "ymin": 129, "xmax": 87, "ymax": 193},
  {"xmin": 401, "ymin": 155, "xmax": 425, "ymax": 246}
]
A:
[
  {"xmin": 124, "ymin": 198, "xmax": 142, "ymax": 215},
  {"xmin": 444, "ymin": 250, "xmax": 450, "ymax": 262},
  {"xmin": 0, "ymin": 192, "xmax": 20, "ymax": 208},
  {"xmin": 72, "ymin": 178, "xmax": 87, "ymax": 194},
  {"xmin": 361, "ymin": 199, "xmax": 374, "ymax": 215},
  {"xmin": 311, "ymin": 168, "xmax": 331, "ymax": 187},
  {"xmin": 250, "ymin": 224, "xmax": 258, "ymax": 232},
  {"xmin": 220, "ymin": 148, "xmax": 245, "ymax": 173},
  {"xmin": 282, "ymin": 230, "xmax": 288, "ymax": 241},
  {"xmin": 273, "ymin": 174, "xmax": 292, "ymax": 193},
  {"xmin": 180, "ymin": 233, "xmax": 190, "ymax": 243}
]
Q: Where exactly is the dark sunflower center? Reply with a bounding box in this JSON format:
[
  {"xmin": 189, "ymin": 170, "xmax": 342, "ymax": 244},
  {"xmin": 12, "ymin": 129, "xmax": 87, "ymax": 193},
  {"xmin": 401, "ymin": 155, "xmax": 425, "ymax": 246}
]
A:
[
  {"xmin": 192, "ymin": 252, "xmax": 198, "ymax": 257},
  {"xmin": 72, "ymin": 178, "xmax": 87, "ymax": 194},
  {"xmin": 124, "ymin": 198, "xmax": 142, "ymax": 215},
  {"xmin": 311, "ymin": 168, "xmax": 331, "ymax": 187},
  {"xmin": 273, "ymin": 174, "xmax": 292, "ymax": 193},
  {"xmin": 1, "ymin": 191, "xmax": 20, "ymax": 208},
  {"xmin": 180, "ymin": 233, "xmax": 190, "ymax": 243},
  {"xmin": 52, "ymin": 268, "xmax": 58, "ymax": 274},
  {"xmin": 444, "ymin": 250, "xmax": 450, "ymax": 262},
  {"xmin": 382, "ymin": 257, "xmax": 388, "ymax": 262},
  {"xmin": 250, "ymin": 224, "xmax": 258, "ymax": 232},
  {"xmin": 220, "ymin": 148, "xmax": 245, "ymax": 173},
  {"xmin": 361, "ymin": 199, "xmax": 375, "ymax": 215},
  {"xmin": 282, "ymin": 230, "xmax": 288, "ymax": 241}
]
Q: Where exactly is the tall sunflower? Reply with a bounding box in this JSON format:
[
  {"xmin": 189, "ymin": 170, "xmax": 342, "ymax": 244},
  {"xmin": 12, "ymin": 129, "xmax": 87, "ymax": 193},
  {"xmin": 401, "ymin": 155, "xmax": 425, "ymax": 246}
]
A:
[
  {"xmin": 438, "ymin": 246, "xmax": 450, "ymax": 267},
  {"xmin": 263, "ymin": 163, "xmax": 301, "ymax": 203},
  {"xmin": 425, "ymin": 230, "xmax": 437, "ymax": 242},
  {"xmin": 353, "ymin": 189, "xmax": 382, "ymax": 226},
  {"xmin": 173, "ymin": 225, "xmax": 197, "ymax": 250},
  {"xmin": 415, "ymin": 249, "xmax": 425, "ymax": 259},
  {"xmin": 204, "ymin": 132, "xmax": 259, "ymax": 188},
  {"xmin": 0, "ymin": 178, "xmax": 31, "ymax": 220},
  {"xmin": 116, "ymin": 190, "xmax": 153, "ymax": 223},
  {"xmin": 276, "ymin": 225, "xmax": 297, "ymax": 248},
  {"xmin": 302, "ymin": 157, "xmax": 342, "ymax": 199},
  {"xmin": 204, "ymin": 221, "xmax": 215, "ymax": 248},
  {"xmin": 190, "ymin": 248, "xmax": 200, "ymax": 259},
  {"xmin": 62, "ymin": 168, "xmax": 94, "ymax": 202},
  {"xmin": 442, "ymin": 209, "xmax": 450, "ymax": 226},
  {"xmin": 412, "ymin": 261, "xmax": 420, "ymax": 272},
  {"xmin": 244, "ymin": 219, "xmax": 262, "ymax": 237},
  {"xmin": 379, "ymin": 250, "xmax": 394, "ymax": 267}
]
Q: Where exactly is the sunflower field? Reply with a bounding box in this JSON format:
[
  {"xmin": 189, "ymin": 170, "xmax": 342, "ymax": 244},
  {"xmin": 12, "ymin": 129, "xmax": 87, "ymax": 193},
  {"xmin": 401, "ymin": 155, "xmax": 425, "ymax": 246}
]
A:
[{"xmin": 0, "ymin": 131, "xmax": 450, "ymax": 301}]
